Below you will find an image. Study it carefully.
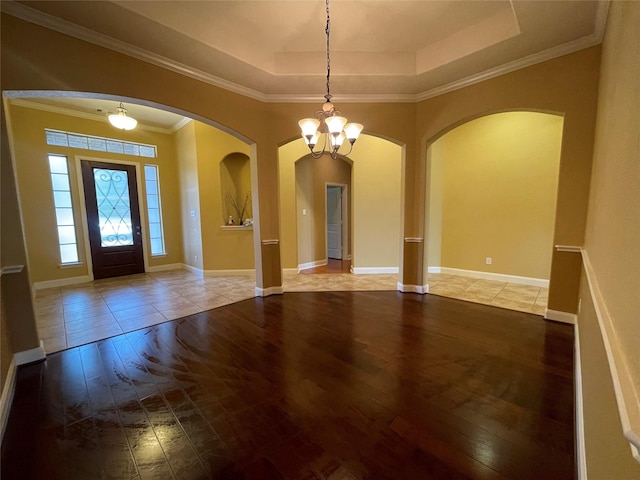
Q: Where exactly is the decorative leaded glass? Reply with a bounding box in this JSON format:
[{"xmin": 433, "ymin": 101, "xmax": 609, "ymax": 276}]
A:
[{"xmin": 93, "ymin": 168, "xmax": 134, "ymax": 247}]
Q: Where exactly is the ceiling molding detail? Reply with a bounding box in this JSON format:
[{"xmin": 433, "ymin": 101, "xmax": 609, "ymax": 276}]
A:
[
  {"xmin": 415, "ymin": 31, "xmax": 605, "ymax": 102},
  {"xmin": 1, "ymin": 0, "xmax": 609, "ymax": 105}
]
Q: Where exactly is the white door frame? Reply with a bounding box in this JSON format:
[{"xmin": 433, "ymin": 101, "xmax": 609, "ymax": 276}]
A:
[{"xmin": 325, "ymin": 182, "xmax": 349, "ymax": 261}]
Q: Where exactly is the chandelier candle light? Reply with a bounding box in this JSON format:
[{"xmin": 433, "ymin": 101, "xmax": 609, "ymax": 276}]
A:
[
  {"xmin": 298, "ymin": 0, "xmax": 363, "ymax": 159},
  {"xmin": 108, "ymin": 102, "xmax": 138, "ymax": 131}
]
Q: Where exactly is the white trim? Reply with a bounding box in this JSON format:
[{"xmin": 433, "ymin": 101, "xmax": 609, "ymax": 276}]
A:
[
  {"xmin": 182, "ymin": 264, "xmax": 203, "ymax": 277},
  {"xmin": 33, "ymin": 275, "xmax": 92, "ymax": 291},
  {"xmin": 582, "ymin": 249, "xmax": 640, "ymax": 463},
  {"xmin": 438, "ymin": 267, "xmax": 549, "ymax": 288},
  {"xmin": 282, "ymin": 268, "xmax": 299, "ymax": 275},
  {"xmin": 575, "ymin": 323, "xmax": 588, "ymax": 480},
  {"xmin": 404, "ymin": 237, "xmax": 423, "ymax": 243},
  {"xmin": 397, "ymin": 282, "xmax": 429, "ymax": 294},
  {"xmin": 427, "ymin": 266, "xmax": 441, "ymax": 274},
  {"xmin": 58, "ymin": 261, "xmax": 84, "ymax": 269},
  {"xmin": 220, "ymin": 225, "xmax": 253, "ymax": 231},
  {"xmin": 545, "ymin": 309, "xmax": 577, "ymax": 325},
  {"xmin": 0, "ymin": 265, "xmax": 24, "ymax": 275},
  {"xmin": 556, "ymin": 245, "xmax": 582, "ymax": 253},
  {"xmin": 14, "ymin": 341, "xmax": 46, "ymax": 366},
  {"xmin": 203, "ymin": 269, "xmax": 256, "ymax": 277},
  {"xmin": 352, "ymin": 267, "xmax": 399, "ymax": 275},
  {"xmin": 0, "ymin": 1, "xmax": 609, "ymax": 105},
  {"xmin": 255, "ymin": 286, "xmax": 283, "ymax": 297},
  {"xmin": 0, "ymin": 358, "xmax": 17, "ymax": 442},
  {"xmin": 146, "ymin": 263, "xmax": 183, "ymax": 273},
  {"xmin": 415, "ymin": 29, "xmax": 608, "ymax": 102},
  {"xmin": 261, "ymin": 239, "xmax": 279, "ymax": 246},
  {"xmin": 297, "ymin": 259, "xmax": 327, "ymax": 272}
]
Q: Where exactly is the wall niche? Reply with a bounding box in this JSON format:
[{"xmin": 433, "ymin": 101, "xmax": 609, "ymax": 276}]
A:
[{"xmin": 220, "ymin": 152, "xmax": 252, "ymax": 226}]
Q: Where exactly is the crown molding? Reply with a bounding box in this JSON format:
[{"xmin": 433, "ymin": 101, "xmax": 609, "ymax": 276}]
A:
[
  {"xmin": 415, "ymin": 31, "xmax": 605, "ymax": 102},
  {"xmin": 1, "ymin": 0, "xmax": 609, "ymax": 105},
  {"xmin": 0, "ymin": 1, "xmax": 270, "ymax": 103}
]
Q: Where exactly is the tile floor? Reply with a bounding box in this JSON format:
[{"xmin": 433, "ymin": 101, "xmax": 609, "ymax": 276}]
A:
[{"xmin": 34, "ymin": 269, "xmax": 548, "ymax": 354}]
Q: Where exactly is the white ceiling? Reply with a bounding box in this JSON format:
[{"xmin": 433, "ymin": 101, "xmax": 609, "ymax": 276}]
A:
[{"xmin": 2, "ymin": 0, "xmax": 609, "ymax": 128}]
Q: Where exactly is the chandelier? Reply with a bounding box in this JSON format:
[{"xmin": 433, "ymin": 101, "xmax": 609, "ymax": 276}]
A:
[
  {"xmin": 298, "ymin": 0, "xmax": 363, "ymax": 159},
  {"xmin": 108, "ymin": 102, "xmax": 138, "ymax": 130}
]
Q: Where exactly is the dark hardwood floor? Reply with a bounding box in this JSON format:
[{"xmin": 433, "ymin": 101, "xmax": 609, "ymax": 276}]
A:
[
  {"xmin": 1, "ymin": 291, "xmax": 574, "ymax": 479},
  {"xmin": 300, "ymin": 259, "xmax": 351, "ymax": 274}
]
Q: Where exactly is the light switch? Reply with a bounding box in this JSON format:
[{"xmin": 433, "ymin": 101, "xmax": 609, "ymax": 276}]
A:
[{"xmin": 303, "ymin": 209, "xmax": 307, "ymax": 215}]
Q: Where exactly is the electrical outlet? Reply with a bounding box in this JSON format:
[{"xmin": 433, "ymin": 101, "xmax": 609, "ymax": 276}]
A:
[
  {"xmin": 485, "ymin": 257, "xmax": 492, "ymax": 265},
  {"xmin": 303, "ymin": 208, "xmax": 307, "ymax": 216}
]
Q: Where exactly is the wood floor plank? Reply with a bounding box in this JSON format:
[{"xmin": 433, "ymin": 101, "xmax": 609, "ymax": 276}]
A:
[{"xmin": 2, "ymin": 291, "xmax": 574, "ymax": 479}]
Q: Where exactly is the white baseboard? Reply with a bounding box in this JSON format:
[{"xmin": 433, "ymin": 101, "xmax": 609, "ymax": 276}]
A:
[
  {"xmin": 0, "ymin": 358, "xmax": 17, "ymax": 442},
  {"xmin": 428, "ymin": 266, "xmax": 441, "ymax": 273},
  {"xmin": 1, "ymin": 341, "xmax": 47, "ymax": 442},
  {"xmin": 436, "ymin": 267, "xmax": 549, "ymax": 288},
  {"xmin": 182, "ymin": 264, "xmax": 203, "ymax": 276},
  {"xmin": 203, "ymin": 269, "xmax": 256, "ymax": 277},
  {"xmin": 14, "ymin": 341, "xmax": 46, "ymax": 366},
  {"xmin": 255, "ymin": 286, "xmax": 283, "ymax": 297},
  {"xmin": 298, "ymin": 259, "xmax": 328, "ymax": 272},
  {"xmin": 545, "ymin": 309, "xmax": 577, "ymax": 324},
  {"xmin": 146, "ymin": 263, "xmax": 183, "ymax": 273},
  {"xmin": 352, "ymin": 267, "xmax": 399, "ymax": 274},
  {"xmin": 397, "ymin": 282, "xmax": 429, "ymax": 294},
  {"xmin": 575, "ymin": 324, "xmax": 588, "ymax": 480},
  {"xmin": 33, "ymin": 275, "xmax": 92, "ymax": 291}
]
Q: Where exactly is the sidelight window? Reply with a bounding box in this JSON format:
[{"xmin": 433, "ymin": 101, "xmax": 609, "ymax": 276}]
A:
[
  {"xmin": 144, "ymin": 165, "xmax": 166, "ymax": 255},
  {"xmin": 48, "ymin": 155, "xmax": 79, "ymax": 264}
]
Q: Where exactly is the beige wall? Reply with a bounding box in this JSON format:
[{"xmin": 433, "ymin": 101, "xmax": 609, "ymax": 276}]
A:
[
  {"xmin": 175, "ymin": 121, "xmax": 202, "ymax": 269},
  {"xmin": 280, "ymin": 136, "xmax": 401, "ymax": 271},
  {"xmin": 416, "ymin": 46, "xmax": 600, "ymax": 311},
  {"xmin": 7, "ymin": 103, "xmax": 184, "ymax": 282},
  {"xmin": 295, "ymin": 154, "xmax": 351, "ymax": 267},
  {"xmin": 578, "ymin": 266, "xmax": 640, "ymax": 478},
  {"xmin": 192, "ymin": 122, "xmax": 254, "ymax": 271},
  {"xmin": 351, "ymin": 136, "xmax": 403, "ymax": 270},
  {"xmin": 1, "ymin": 100, "xmax": 40, "ymax": 360},
  {"xmin": 430, "ymin": 112, "xmax": 562, "ymax": 280},
  {"xmin": 426, "ymin": 139, "xmax": 443, "ymax": 267},
  {"xmin": 579, "ymin": 1, "xmax": 640, "ymax": 475}
]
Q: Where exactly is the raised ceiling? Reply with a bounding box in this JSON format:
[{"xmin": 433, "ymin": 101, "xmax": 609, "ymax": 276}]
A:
[{"xmin": 3, "ymin": 0, "xmax": 608, "ymax": 102}]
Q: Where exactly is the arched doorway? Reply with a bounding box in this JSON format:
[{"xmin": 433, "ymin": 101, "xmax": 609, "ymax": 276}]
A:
[
  {"xmin": 424, "ymin": 111, "xmax": 564, "ymax": 314},
  {"xmin": 278, "ymin": 135, "xmax": 403, "ymax": 291},
  {"xmin": 3, "ymin": 91, "xmax": 260, "ymax": 352}
]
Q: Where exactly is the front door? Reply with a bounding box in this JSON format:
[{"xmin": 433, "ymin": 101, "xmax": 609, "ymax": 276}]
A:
[{"xmin": 81, "ymin": 160, "xmax": 144, "ymax": 279}]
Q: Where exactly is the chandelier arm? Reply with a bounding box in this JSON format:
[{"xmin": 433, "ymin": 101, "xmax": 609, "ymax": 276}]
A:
[{"xmin": 309, "ymin": 131, "xmax": 329, "ymax": 158}]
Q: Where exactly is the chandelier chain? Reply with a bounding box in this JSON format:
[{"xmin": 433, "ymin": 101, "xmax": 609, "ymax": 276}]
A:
[{"xmin": 325, "ymin": 0, "xmax": 332, "ymax": 103}]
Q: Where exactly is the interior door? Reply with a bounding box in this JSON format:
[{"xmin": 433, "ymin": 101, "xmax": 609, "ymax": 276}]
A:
[
  {"xmin": 327, "ymin": 186, "xmax": 342, "ymax": 259},
  {"xmin": 81, "ymin": 160, "xmax": 144, "ymax": 279}
]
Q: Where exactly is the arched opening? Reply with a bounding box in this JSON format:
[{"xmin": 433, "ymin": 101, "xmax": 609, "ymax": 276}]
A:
[
  {"xmin": 3, "ymin": 91, "xmax": 259, "ymax": 352},
  {"xmin": 278, "ymin": 134, "xmax": 403, "ymax": 291},
  {"xmin": 424, "ymin": 111, "xmax": 564, "ymax": 314}
]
